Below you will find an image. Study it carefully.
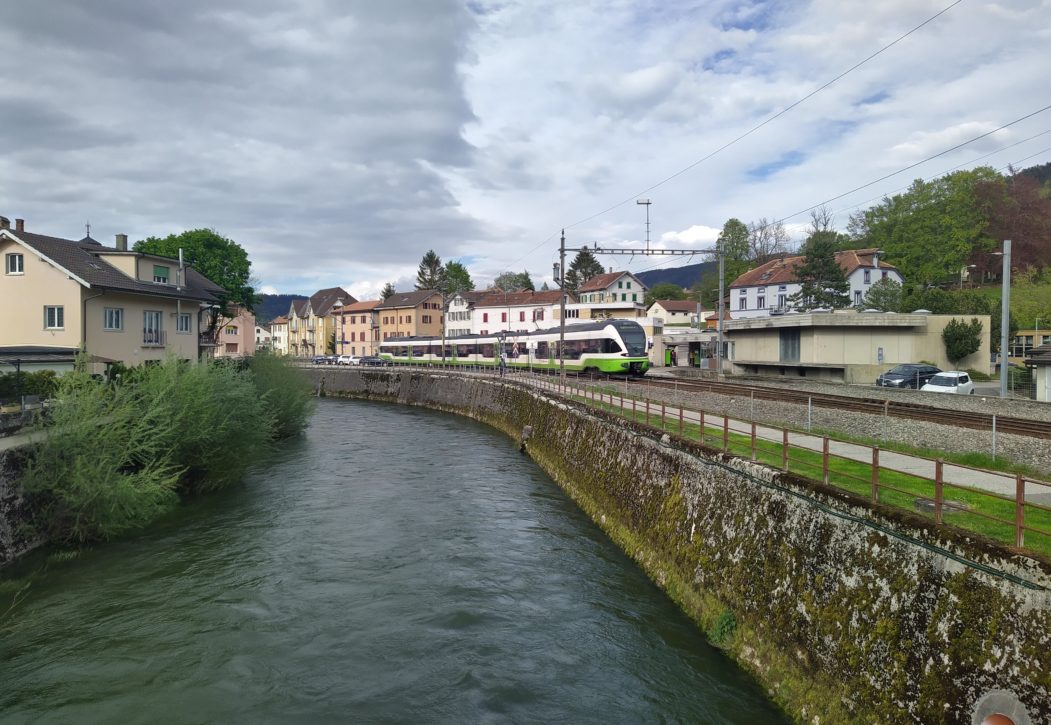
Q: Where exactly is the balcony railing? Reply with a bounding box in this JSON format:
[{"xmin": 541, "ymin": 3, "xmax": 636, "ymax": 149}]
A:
[{"xmin": 143, "ymin": 330, "xmax": 167, "ymax": 347}]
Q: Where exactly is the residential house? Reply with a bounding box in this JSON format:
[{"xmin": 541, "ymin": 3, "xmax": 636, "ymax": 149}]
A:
[
  {"xmin": 286, "ymin": 287, "xmax": 355, "ymax": 357},
  {"xmin": 269, "ymin": 316, "xmax": 289, "ymax": 355},
  {"xmin": 446, "ymin": 291, "xmax": 489, "ymax": 336},
  {"xmin": 208, "ymin": 306, "xmax": 256, "ymax": 358},
  {"xmin": 376, "ymin": 290, "xmax": 443, "ymax": 341},
  {"xmin": 729, "ymin": 248, "xmax": 903, "ymax": 319},
  {"xmin": 471, "ymin": 290, "xmax": 567, "ymax": 335},
  {"xmin": 334, "ymin": 299, "xmax": 381, "ymax": 357},
  {"xmin": 0, "ymin": 216, "xmax": 222, "ymax": 372},
  {"xmin": 647, "ymin": 299, "xmax": 701, "ymax": 327},
  {"xmin": 568, "ymin": 271, "xmax": 648, "ymax": 320},
  {"xmin": 255, "ymin": 323, "xmax": 272, "ymax": 352}
]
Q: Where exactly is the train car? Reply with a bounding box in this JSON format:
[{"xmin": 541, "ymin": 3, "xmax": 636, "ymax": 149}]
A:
[{"xmin": 378, "ymin": 319, "xmax": 649, "ymax": 375}]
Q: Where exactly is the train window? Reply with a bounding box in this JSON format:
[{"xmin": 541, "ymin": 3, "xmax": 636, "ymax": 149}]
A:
[
  {"xmin": 479, "ymin": 343, "xmax": 494, "ymax": 357},
  {"xmin": 456, "ymin": 343, "xmax": 475, "ymax": 357},
  {"xmin": 603, "ymin": 338, "xmax": 623, "ymax": 354},
  {"xmin": 427, "ymin": 344, "xmax": 443, "ymax": 356},
  {"xmin": 535, "ymin": 341, "xmax": 549, "ymax": 358}
]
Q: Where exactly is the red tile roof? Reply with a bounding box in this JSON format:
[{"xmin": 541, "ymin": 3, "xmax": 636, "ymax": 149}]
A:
[
  {"xmin": 578, "ymin": 271, "xmax": 627, "ymax": 292},
  {"xmin": 474, "ymin": 290, "xmax": 566, "ymax": 307},
  {"xmin": 335, "ymin": 299, "xmax": 381, "ymax": 312},
  {"xmin": 270, "ymin": 315, "xmax": 288, "ymax": 325},
  {"xmin": 730, "ymin": 248, "xmax": 897, "ymax": 288}
]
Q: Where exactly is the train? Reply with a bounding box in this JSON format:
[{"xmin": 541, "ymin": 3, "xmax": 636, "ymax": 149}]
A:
[{"xmin": 377, "ymin": 319, "xmax": 650, "ymax": 375}]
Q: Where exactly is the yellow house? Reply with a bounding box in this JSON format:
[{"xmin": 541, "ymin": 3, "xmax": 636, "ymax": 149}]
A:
[
  {"xmin": 376, "ymin": 290, "xmax": 443, "ymax": 341},
  {"xmin": 287, "ymin": 287, "xmax": 354, "ymax": 358},
  {"xmin": 0, "ymin": 216, "xmax": 222, "ymax": 372}
]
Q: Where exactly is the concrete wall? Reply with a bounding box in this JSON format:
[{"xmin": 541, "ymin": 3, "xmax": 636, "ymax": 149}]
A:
[{"xmin": 310, "ymin": 368, "xmax": 1050, "ymax": 724}]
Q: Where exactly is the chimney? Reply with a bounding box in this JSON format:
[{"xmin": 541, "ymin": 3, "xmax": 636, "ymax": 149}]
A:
[
  {"xmin": 0, "ymin": 216, "xmax": 9, "ymax": 229},
  {"xmin": 872, "ymin": 250, "xmax": 880, "ymax": 268},
  {"xmin": 15, "ymin": 219, "xmax": 24, "ymax": 232},
  {"xmin": 115, "ymin": 233, "xmax": 128, "ymax": 251}
]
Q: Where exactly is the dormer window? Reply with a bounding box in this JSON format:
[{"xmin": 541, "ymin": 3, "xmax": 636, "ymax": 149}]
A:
[{"xmin": 153, "ymin": 265, "xmax": 170, "ymax": 284}]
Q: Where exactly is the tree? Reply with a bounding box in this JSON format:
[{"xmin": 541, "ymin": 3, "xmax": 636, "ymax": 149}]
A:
[
  {"xmin": 443, "ymin": 261, "xmax": 474, "ymax": 296},
  {"xmin": 134, "ymin": 228, "xmax": 257, "ymax": 337},
  {"xmin": 644, "ymin": 282, "xmax": 687, "ymax": 307},
  {"xmin": 789, "ymin": 234, "xmax": 850, "ymax": 310},
  {"xmin": 493, "ymin": 270, "xmax": 534, "ymax": 292},
  {"xmin": 747, "ymin": 217, "xmax": 790, "ymax": 265},
  {"xmin": 717, "ymin": 218, "xmax": 750, "ymax": 284},
  {"xmin": 380, "ymin": 282, "xmax": 396, "ymax": 301},
  {"xmin": 540, "ymin": 281, "xmax": 550, "ymax": 291},
  {"xmin": 416, "ymin": 250, "xmax": 445, "ymax": 290},
  {"xmin": 860, "ymin": 277, "xmax": 902, "ymax": 311},
  {"xmin": 563, "ymin": 249, "xmax": 604, "ymax": 293},
  {"xmin": 942, "ymin": 317, "xmax": 983, "ymax": 366}
]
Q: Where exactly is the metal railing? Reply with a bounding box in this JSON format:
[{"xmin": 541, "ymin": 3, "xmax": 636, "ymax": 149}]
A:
[{"xmin": 143, "ymin": 329, "xmax": 166, "ymax": 347}]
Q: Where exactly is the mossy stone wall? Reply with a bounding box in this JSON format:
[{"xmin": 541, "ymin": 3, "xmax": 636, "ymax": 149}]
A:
[{"xmin": 318, "ymin": 369, "xmax": 1051, "ymax": 722}]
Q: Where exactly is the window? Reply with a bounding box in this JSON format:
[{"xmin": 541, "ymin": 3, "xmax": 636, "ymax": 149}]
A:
[
  {"xmin": 144, "ymin": 310, "xmax": 163, "ymax": 344},
  {"xmin": 632, "ymin": 294, "xmax": 637, "ymax": 302},
  {"xmin": 5, "ymin": 253, "xmax": 23, "ymax": 274},
  {"xmin": 406, "ymin": 315, "xmax": 411, "ymax": 324},
  {"xmin": 519, "ymin": 311, "xmax": 525, "ymax": 322},
  {"xmin": 881, "ymin": 270, "xmax": 888, "ymax": 279},
  {"xmin": 779, "ymin": 329, "xmax": 800, "ymax": 362},
  {"xmin": 501, "ymin": 312, "xmax": 507, "ymax": 323},
  {"xmin": 177, "ymin": 313, "xmax": 192, "ymax": 333},
  {"xmin": 863, "ymin": 269, "xmax": 871, "ymax": 284},
  {"xmin": 103, "ymin": 307, "xmax": 124, "ymax": 331},
  {"xmin": 626, "ymin": 281, "xmax": 631, "ymax": 289},
  {"xmin": 778, "ymin": 294, "xmax": 786, "ymax": 308},
  {"xmin": 226, "ymin": 325, "xmax": 239, "ymax": 336},
  {"xmin": 44, "ymin": 306, "xmax": 64, "ymax": 329},
  {"xmin": 618, "ymin": 281, "xmax": 623, "ymax": 288},
  {"xmin": 738, "ymin": 298, "xmax": 747, "ymax": 310},
  {"xmin": 422, "ymin": 315, "xmax": 432, "ymax": 324},
  {"xmin": 854, "ymin": 290, "xmax": 862, "ymax": 306},
  {"xmin": 153, "ymin": 265, "xmax": 170, "ymax": 284},
  {"xmin": 757, "ymin": 296, "xmax": 765, "ymax": 309}
]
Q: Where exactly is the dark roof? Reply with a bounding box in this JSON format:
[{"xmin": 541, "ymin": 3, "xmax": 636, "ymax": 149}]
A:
[
  {"xmin": 730, "ymin": 248, "xmax": 898, "ymax": 288},
  {"xmin": 310, "ymin": 286, "xmax": 355, "ymax": 315},
  {"xmin": 4, "ymin": 229, "xmax": 220, "ymax": 303},
  {"xmin": 290, "ymin": 299, "xmax": 310, "ymax": 317},
  {"xmin": 375, "ymin": 289, "xmax": 441, "ymax": 310},
  {"xmin": 1024, "ymin": 344, "xmax": 1051, "ymax": 366},
  {"xmin": 652, "ymin": 299, "xmax": 698, "ymax": 312},
  {"xmin": 474, "ymin": 290, "xmax": 568, "ymax": 307}
]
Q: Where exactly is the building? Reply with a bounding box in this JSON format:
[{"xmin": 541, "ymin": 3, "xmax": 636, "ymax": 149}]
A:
[
  {"xmin": 1023, "ymin": 345, "xmax": 1051, "ymax": 402},
  {"xmin": 729, "ymin": 249, "xmax": 904, "ymax": 319},
  {"xmin": 573, "ymin": 272, "xmax": 648, "ymax": 319},
  {"xmin": 255, "ymin": 323, "xmax": 272, "ymax": 352},
  {"xmin": 723, "ymin": 311, "xmax": 992, "ymax": 383},
  {"xmin": 269, "ymin": 316, "xmax": 289, "ymax": 355},
  {"xmin": 472, "ymin": 290, "xmax": 566, "ymax": 335},
  {"xmin": 334, "ymin": 299, "xmax": 381, "ymax": 357},
  {"xmin": 286, "ymin": 287, "xmax": 355, "ymax": 357},
  {"xmin": 1009, "ymin": 328, "xmax": 1051, "ymax": 361},
  {"xmin": 647, "ymin": 300, "xmax": 701, "ymax": 327},
  {"xmin": 0, "ymin": 216, "xmax": 222, "ymax": 372},
  {"xmin": 376, "ymin": 290, "xmax": 444, "ymax": 341},
  {"xmin": 208, "ymin": 306, "xmax": 256, "ymax": 358}
]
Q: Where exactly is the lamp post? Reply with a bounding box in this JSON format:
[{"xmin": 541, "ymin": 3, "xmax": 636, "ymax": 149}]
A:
[{"xmin": 997, "ymin": 240, "xmax": 1012, "ymax": 398}]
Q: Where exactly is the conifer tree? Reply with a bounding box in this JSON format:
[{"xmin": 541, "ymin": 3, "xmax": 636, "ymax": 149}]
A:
[
  {"xmin": 416, "ymin": 250, "xmax": 445, "ymax": 290},
  {"xmin": 789, "ymin": 235, "xmax": 850, "ymax": 310},
  {"xmin": 563, "ymin": 249, "xmax": 604, "ymax": 293}
]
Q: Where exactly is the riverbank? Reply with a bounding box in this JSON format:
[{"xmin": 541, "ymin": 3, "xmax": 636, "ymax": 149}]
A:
[{"xmin": 313, "ymin": 368, "xmax": 1050, "ymax": 724}]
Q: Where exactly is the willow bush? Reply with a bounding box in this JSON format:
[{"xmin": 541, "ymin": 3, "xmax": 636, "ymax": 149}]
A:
[{"xmin": 19, "ymin": 354, "xmax": 312, "ymax": 543}]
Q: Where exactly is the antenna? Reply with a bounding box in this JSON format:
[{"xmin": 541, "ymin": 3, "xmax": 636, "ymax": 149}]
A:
[
  {"xmin": 85, "ymin": 221, "xmax": 91, "ymax": 238},
  {"xmin": 636, "ymin": 199, "xmax": 652, "ymax": 250}
]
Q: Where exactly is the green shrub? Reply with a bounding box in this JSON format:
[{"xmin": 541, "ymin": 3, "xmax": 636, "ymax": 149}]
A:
[
  {"xmin": 251, "ymin": 352, "xmax": 315, "ymax": 438},
  {"xmin": 20, "ymin": 368, "xmax": 181, "ymax": 544},
  {"xmin": 0, "ymin": 370, "xmax": 60, "ymax": 400},
  {"xmin": 709, "ymin": 608, "xmax": 737, "ymax": 647},
  {"xmin": 965, "ymin": 368, "xmax": 993, "ymax": 382}
]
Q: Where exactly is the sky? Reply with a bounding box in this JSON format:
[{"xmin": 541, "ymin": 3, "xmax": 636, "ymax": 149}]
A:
[{"xmin": 2, "ymin": 0, "xmax": 1049, "ymax": 299}]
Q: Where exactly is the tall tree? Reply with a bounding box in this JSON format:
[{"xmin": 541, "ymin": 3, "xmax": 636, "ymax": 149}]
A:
[
  {"xmin": 492, "ymin": 270, "xmax": 534, "ymax": 291},
  {"xmin": 380, "ymin": 282, "xmax": 396, "ymax": 301},
  {"xmin": 942, "ymin": 318, "xmax": 983, "ymax": 366},
  {"xmin": 443, "ymin": 261, "xmax": 474, "ymax": 295},
  {"xmin": 717, "ymin": 218, "xmax": 751, "ymax": 286},
  {"xmin": 134, "ymin": 228, "xmax": 257, "ymax": 336},
  {"xmin": 789, "ymin": 234, "xmax": 850, "ymax": 310},
  {"xmin": 644, "ymin": 282, "xmax": 687, "ymax": 307},
  {"xmin": 416, "ymin": 249, "xmax": 445, "ymax": 290},
  {"xmin": 747, "ymin": 217, "xmax": 790, "ymax": 265},
  {"xmin": 563, "ymin": 249, "xmax": 604, "ymax": 293},
  {"xmin": 860, "ymin": 277, "xmax": 902, "ymax": 311}
]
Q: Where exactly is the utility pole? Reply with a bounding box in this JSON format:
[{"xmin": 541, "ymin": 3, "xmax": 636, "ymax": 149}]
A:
[
  {"xmin": 636, "ymin": 199, "xmax": 652, "ymax": 251},
  {"xmin": 558, "ymin": 230, "xmax": 567, "ymax": 382},
  {"xmin": 999, "ymin": 239, "xmax": 1011, "ymax": 399},
  {"xmin": 717, "ymin": 241, "xmax": 725, "ymax": 376}
]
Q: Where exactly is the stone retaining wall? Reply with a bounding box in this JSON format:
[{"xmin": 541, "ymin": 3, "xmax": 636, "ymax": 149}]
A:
[
  {"xmin": 312, "ymin": 368, "xmax": 1051, "ymax": 724},
  {"xmin": 0, "ymin": 449, "xmax": 42, "ymax": 567}
]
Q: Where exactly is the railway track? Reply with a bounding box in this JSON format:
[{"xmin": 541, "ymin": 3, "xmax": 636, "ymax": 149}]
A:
[{"xmin": 622, "ymin": 376, "xmax": 1051, "ymax": 440}]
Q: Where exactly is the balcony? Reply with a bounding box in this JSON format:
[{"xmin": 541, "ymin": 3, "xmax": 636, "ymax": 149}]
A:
[{"xmin": 143, "ymin": 330, "xmax": 167, "ymax": 347}]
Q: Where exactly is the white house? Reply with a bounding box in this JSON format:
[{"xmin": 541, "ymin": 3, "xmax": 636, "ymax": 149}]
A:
[
  {"xmin": 729, "ymin": 248, "xmax": 903, "ymax": 319},
  {"xmin": 255, "ymin": 324, "xmax": 273, "ymax": 351},
  {"xmin": 647, "ymin": 299, "xmax": 701, "ymax": 327},
  {"xmin": 575, "ymin": 271, "xmax": 648, "ymax": 318}
]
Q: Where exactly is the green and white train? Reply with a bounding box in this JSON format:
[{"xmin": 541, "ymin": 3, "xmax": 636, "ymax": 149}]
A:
[{"xmin": 378, "ymin": 319, "xmax": 650, "ymax": 375}]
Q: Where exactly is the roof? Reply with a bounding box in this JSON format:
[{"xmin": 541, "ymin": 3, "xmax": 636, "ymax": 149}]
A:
[
  {"xmin": 2, "ymin": 229, "xmax": 220, "ymax": 303},
  {"xmin": 310, "ymin": 286, "xmax": 355, "ymax": 315},
  {"xmin": 375, "ymin": 289, "xmax": 441, "ymax": 310},
  {"xmin": 652, "ymin": 299, "xmax": 698, "ymax": 313},
  {"xmin": 290, "ymin": 299, "xmax": 310, "ymax": 317},
  {"xmin": 335, "ymin": 299, "xmax": 381, "ymax": 313},
  {"xmin": 1024, "ymin": 344, "xmax": 1051, "ymax": 366},
  {"xmin": 578, "ymin": 271, "xmax": 647, "ymax": 292},
  {"xmin": 730, "ymin": 248, "xmax": 899, "ymax": 288},
  {"xmin": 270, "ymin": 316, "xmax": 289, "ymax": 325},
  {"xmin": 474, "ymin": 290, "xmax": 567, "ymax": 308}
]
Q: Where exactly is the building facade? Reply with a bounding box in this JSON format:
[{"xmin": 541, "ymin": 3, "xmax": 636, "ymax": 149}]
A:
[
  {"xmin": 269, "ymin": 316, "xmax": 289, "ymax": 355},
  {"xmin": 647, "ymin": 299, "xmax": 701, "ymax": 327},
  {"xmin": 334, "ymin": 299, "xmax": 381, "ymax": 357},
  {"xmin": 376, "ymin": 290, "xmax": 443, "ymax": 340}
]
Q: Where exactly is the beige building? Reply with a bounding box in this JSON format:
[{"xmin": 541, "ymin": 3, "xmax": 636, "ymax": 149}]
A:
[
  {"xmin": 724, "ymin": 311, "xmax": 992, "ymax": 383},
  {"xmin": 560, "ymin": 271, "xmax": 648, "ymax": 322},
  {"xmin": 334, "ymin": 300, "xmax": 381, "ymax": 357},
  {"xmin": 287, "ymin": 287, "xmax": 354, "ymax": 357},
  {"xmin": 376, "ymin": 290, "xmax": 443, "ymax": 341},
  {"xmin": 0, "ymin": 217, "xmax": 221, "ymax": 372},
  {"xmin": 270, "ymin": 316, "xmax": 289, "ymax": 355}
]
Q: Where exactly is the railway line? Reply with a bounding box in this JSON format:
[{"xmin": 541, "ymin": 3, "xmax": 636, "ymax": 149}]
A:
[{"xmin": 622, "ymin": 376, "xmax": 1051, "ymax": 440}]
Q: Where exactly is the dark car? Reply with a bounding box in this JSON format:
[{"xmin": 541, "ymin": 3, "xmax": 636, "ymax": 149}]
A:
[
  {"xmin": 358, "ymin": 356, "xmax": 389, "ymax": 367},
  {"xmin": 875, "ymin": 363, "xmax": 941, "ymax": 389}
]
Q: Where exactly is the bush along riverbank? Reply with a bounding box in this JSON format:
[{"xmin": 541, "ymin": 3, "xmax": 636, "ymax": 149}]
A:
[{"xmin": 16, "ymin": 353, "xmax": 314, "ymax": 546}]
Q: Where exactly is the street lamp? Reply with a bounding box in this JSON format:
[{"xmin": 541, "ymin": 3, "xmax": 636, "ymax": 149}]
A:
[{"xmin": 993, "ymin": 240, "xmax": 1012, "ymax": 398}]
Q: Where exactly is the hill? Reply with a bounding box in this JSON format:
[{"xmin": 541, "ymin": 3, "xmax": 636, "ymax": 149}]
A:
[
  {"xmin": 256, "ymin": 293, "xmax": 308, "ymax": 324},
  {"xmin": 636, "ymin": 260, "xmax": 718, "ymax": 290}
]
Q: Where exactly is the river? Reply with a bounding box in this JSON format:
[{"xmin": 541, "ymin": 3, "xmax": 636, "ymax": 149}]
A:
[{"xmin": 1, "ymin": 398, "xmax": 785, "ymax": 724}]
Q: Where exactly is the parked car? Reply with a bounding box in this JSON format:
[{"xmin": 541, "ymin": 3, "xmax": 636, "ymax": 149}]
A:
[
  {"xmin": 921, "ymin": 371, "xmax": 975, "ymax": 395},
  {"xmin": 875, "ymin": 364, "xmax": 941, "ymax": 389},
  {"xmin": 358, "ymin": 356, "xmax": 390, "ymax": 367},
  {"xmin": 337, "ymin": 355, "xmax": 361, "ymax": 366},
  {"xmin": 311, "ymin": 355, "xmax": 328, "ymax": 365}
]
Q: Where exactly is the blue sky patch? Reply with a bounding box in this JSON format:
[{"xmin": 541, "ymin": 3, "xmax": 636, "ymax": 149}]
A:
[{"xmin": 746, "ymin": 150, "xmax": 806, "ymax": 180}]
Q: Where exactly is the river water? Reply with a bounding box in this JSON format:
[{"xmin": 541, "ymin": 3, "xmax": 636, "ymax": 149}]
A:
[{"xmin": 1, "ymin": 398, "xmax": 785, "ymax": 724}]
